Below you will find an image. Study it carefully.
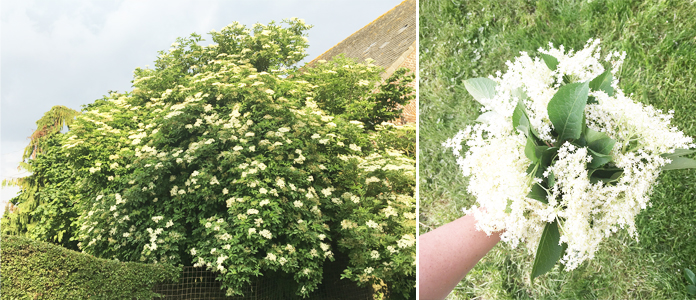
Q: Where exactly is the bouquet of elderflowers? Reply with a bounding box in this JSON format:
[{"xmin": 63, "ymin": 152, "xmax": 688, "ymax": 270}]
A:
[{"xmin": 444, "ymin": 39, "xmax": 696, "ymax": 278}]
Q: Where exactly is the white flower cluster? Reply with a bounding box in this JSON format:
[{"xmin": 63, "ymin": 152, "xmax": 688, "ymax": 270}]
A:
[{"xmin": 445, "ymin": 39, "xmax": 695, "ymax": 270}]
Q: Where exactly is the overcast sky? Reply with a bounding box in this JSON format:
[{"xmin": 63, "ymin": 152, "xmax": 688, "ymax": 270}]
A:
[{"xmin": 0, "ymin": 0, "xmax": 404, "ymax": 208}]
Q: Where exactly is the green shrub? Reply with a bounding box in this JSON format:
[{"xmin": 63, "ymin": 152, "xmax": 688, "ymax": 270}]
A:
[
  {"xmin": 0, "ymin": 234, "xmax": 179, "ymax": 300},
  {"xmin": 372, "ymin": 123, "xmax": 416, "ymax": 159},
  {"xmin": 302, "ymin": 55, "xmax": 415, "ymax": 130}
]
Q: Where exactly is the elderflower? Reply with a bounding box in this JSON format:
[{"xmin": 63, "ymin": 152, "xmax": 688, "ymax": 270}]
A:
[
  {"xmin": 259, "ymin": 229, "xmax": 272, "ymax": 239},
  {"xmin": 445, "ymin": 39, "xmax": 696, "ymax": 272}
]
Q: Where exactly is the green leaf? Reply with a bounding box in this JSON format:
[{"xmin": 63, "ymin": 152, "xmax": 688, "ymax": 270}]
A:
[
  {"xmin": 687, "ymin": 285, "xmax": 696, "ymax": 296},
  {"xmin": 661, "ymin": 149, "xmax": 696, "ymax": 159},
  {"xmin": 525, "ymin": 135, "xmax": 538, "ymax": 162},
  {"xmin": 527, "ymin": 147, "xmax": 558, "ymax": 180},
  {"xmin": 526, "ymin": 163, "xmax": 537, "ymax": 175},
  {"xmin": 577, "ymin": 114, "xmax": 588, "ymax": 147},
  {"xmin": 686, "ymin": 268, "xmax": 696, "ymax": 285},
  {"xmin": 548, "ymin": 171, "xmax": 555, "ymax": 187},
  {"xmin": 585, "ymin": 128, "xmax": 616, "ymax": 155},
  {"xmin": 535, "ymin": 145, "xmax": 550, "ymax": 160},
  {"xmin": 589, "ymin": 138, "xmax": 616, "ymax": 156},
  {"xmin": 584, "ymin": 127, "xmax": 604, "ymax": 143},
  {"xmin": 513, "ymin": 100, "xmax": 530, "ymax": 134},
  {"xmin": 532, "ymin": 219, "xmax": 563, "ymax": 279},
  {"xmin": 505, "ymin": 199, "xmax": 513, "ymax": 214},
  {"xmin": 562, "ymin": 74, "xmax": 573, "ymax": 84},
  {"xmin": 475, "ymin": 111, "xmax": 500, "ymax": 124},
  {"xmin": 589, "ymin": 70, "xmax": 614, "ymax": 96},
  {"xmin": 463, "ymin": 78, "xmax": 497, "ymax": 103},
  {"xmin": 588, "ymin": 148, "xmax": 612, "ymax": 169},
  {"xmin": 527, "ymin": 183, "xmax": 548, "ymax": 204},
  {"xmin": 539, "ymin": 147, "xmax": 559, "ymax": 172},
  {"xmin": 511, "ymin": 98, "xmax": 542, "ymax": 140},
  {"xmin": 548, "ymin": 81, "xmax": 590, "ymax": 143},
  {"xmin": 540, "ymin": 53, "xmax": 559, "ymax": 71},
  {"xmin": 589, "ymin": 169, "xmax": 623, "ymax": 184},
  {"xmin": 662, "ymin": 157, "xmax": 696, "ymax": 170}
]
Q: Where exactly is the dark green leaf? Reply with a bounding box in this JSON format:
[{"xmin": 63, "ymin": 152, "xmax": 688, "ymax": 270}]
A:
[
  {"xmin": 463, "ymin": 78, "xmax": 497, "ymax": 103},
  {"xmin": 576, "ymin": 115, "xmax": 588, "ymax": 147},
  {"xmin": 686, "ymin": 268, "xmax": 696, "ymax": 285},
  {"xmin": 587, "ymin": 96, "xmax": 598, "ymax": 104},
  {"xmin": 661, "ymin": 149, "xmax": 696, "ymax": 158},
  {"xmin": 687, "ymin": 285, "xmax": 696, "ymax": 296},
  {"xmin": 541, "ymin": 53, "xmax": 559, "ymax": 71},
  {"xmin": 662, "ymin": 157, "xmax": 696, "ymax": 170},
  {"xmin": 535, "ymin": 145, "xmax": 550, "ymax": 160},
  {"xmin": 532, "ymin": 219, "xmax": 563, "ymax": 279},
  {"xmin": 589, "ymin": 169, "xmax": 623, "ymax": 184},
  {"xmin": 589, "ymin": 70, "xmax": 614, "ymax": 96},
  {"xmin": 562, "ymin": 74, "xmax": 573, "ymax": 84},
  {"xmin": 548, "ymin": 82, "xmax": 590, "ymax": 143},
  {"xmin": 539, "ymin": 147, "xmax": 559, "ymax": 174},
  {"xmin": 527, "ymin": 184, "xmax": 548, "ymax": 204}
]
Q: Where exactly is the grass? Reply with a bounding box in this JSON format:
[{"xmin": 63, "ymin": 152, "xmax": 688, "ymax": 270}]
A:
[{"xmin": 418, "ymin": 0, "xmax": 696, "ymax": 299}]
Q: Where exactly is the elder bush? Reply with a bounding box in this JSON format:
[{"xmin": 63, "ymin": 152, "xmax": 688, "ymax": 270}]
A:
[{"xmin": 3, "ymin": 19, "xmax": 415, "ymax": 297}]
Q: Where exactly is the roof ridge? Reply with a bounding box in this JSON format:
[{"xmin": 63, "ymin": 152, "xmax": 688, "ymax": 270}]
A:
[{"xmin": 306, "ymin": 0, "xmax": 412, "ymax": 67}]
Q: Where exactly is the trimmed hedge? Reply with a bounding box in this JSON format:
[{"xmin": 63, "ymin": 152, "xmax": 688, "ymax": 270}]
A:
[{"xmin": 0, "ymin": 235, "xmax": 180, "ymax": 299}]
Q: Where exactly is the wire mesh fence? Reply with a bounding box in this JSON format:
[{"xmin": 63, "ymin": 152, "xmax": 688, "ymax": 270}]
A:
[{"xmin": 153, "ymin": 255, "xmax": 373, "ymax": 300}]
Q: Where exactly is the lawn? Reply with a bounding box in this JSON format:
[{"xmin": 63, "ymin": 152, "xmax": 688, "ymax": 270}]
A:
[{"xmin": 418, "ymin": 0, "xmax": 696, "ymax": 299}]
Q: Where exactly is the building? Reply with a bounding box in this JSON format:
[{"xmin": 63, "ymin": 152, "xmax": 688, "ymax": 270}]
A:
[{"xmin": 306, "ymin": 0, "xmax": 416, "ymax": 124}]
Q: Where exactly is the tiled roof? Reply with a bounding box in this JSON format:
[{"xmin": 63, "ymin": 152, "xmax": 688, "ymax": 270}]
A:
[{"xmin": 306, "ymin": 0, "xmax": 416, "ymax": 77}]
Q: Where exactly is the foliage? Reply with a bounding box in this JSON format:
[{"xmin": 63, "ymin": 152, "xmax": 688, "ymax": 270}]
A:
[
  {"xmin": 301, "ymin": 55, "xmax": 415, "ymax": 130},
  {"xmin": 0, "ymin": 234, "xmax": 179, "ymax": 300},
  {"xmin": 372, "ymin": 123, "xmax": 416, "ymax": 160},
  {"xmin": 22, "ymin": 105, "xmax": 81, "ymax": 160},
  {"xmin": 1, "ymin": 106, "xmax": 81, "ymax": 249},
  {"xmin": 332, "ymin": 150, "xmax": 416, "ymax": 299},
  {"xmin": 4, "ymin": 19, "xmax": 415, "ymax": 298},
  {"xmin": 420, "ymin": 0, "xmax": 696, "ymax": 299},
  {"xmin": 686, "ymin": 268, "xmax": 696, "ymax": 297}
]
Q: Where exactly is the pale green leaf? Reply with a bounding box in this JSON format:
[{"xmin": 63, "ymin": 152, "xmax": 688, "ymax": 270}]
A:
[
  {"xmin": 661, "ymin": 149, "xmax": 696, "ymax": 158},
  {"xmin": 662, "ymin": 157, "xmax": 696, "ymax": 170},
  {"xmin": 541, "ymin": 53, "xmax": 559, "ymax": 71},
  {"xmin": 463, "ymin": 78, "xmax": 497, "ymax": 103}
]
